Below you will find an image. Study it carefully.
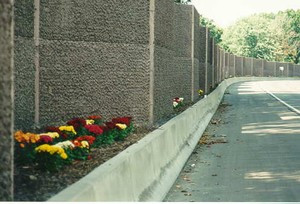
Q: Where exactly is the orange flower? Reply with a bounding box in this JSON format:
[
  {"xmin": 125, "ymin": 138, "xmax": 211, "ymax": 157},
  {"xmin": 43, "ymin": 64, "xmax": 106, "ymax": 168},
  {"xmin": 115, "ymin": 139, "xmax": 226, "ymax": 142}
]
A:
[{"xmin": 20, "ymin": 143, "xmax": 25, "ymax": 148}]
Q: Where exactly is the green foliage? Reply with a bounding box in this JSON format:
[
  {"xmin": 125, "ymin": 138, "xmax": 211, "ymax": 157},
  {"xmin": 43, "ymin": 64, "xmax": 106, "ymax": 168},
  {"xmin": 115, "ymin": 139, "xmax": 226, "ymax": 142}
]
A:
[
  {"xmin": 221, "ymin": 10, "xmax": 300, "ymax": 64},
  {"xmin": 200, "ymin": 16, "xmax": 223, "ymax": 44}
]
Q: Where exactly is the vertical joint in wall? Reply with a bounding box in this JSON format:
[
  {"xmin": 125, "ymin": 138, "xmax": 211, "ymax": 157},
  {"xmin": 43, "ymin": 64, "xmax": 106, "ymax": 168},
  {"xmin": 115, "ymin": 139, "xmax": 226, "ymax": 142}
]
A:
[
  {"xmin": 34, "ymin": 0, "xmax": 40, "ymax": 128},
  {"xmin": 191, "ymin": 7, "xmax": 194, "ymax": 101},
  {"xmin": 149, "ymin": 0, "xmax": 155, "ymax": 125},
  {"xmin": 205, "ymin": 27, "xmax": 208, "ymax": 93}
]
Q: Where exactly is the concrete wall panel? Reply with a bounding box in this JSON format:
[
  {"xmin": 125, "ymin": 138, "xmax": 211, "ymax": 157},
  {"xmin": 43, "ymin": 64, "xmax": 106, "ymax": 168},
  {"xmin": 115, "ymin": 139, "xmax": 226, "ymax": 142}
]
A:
[
  {"xmin": 276, "ymin": 62, "xmax": 288, "ymax": 77},
  {"xmin": 264, "ymin": 61, "xmax": 275, "ymax": 77},
  {"xmin": 40, "ymin": 0, "xmax": 150, "ymax": 44},
  {"xmin": 235, "ymin": 56, "xmax": 243, "ymax": 76},
  {"xmin": 39, "ymin": 40, "xmax": 151, "ymax": 126},
  {"xmin": 14, "ymin": 37, "xmax": 35, "ymax": 130},
  {"xmin": 294, "ymin": 64, "xmax": 300, "ymax": 77},
  {"xmin": 253, "ymin": 58, "xmax": 263, "ymax": 77},
  {"xmin": 229, "ymin": 54, "xmax": 235, "ymax": 77},
  {"xmin": 0, "ymin": 0, "xmax": 14, "ymax": 200},
  {"xmin": 244, "ymin": 57, "xmax": 252, "ymax": 76}
]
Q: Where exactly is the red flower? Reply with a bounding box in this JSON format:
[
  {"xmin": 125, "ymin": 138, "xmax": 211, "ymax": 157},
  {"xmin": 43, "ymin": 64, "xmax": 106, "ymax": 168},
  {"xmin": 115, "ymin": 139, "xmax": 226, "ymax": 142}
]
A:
[
  {"xmin": 87, "ymin": 155, "xmax": 92, "ymax": 160},
  {"xmin": 38, "ymin": 135, "xmax": 53, "ymax": 144},
  {"xmin": 105, "ymin": 122, "xmax": 116, "ymax": 130},
  {"xmin": 76, "ymin": 135, "xmax": 96, "ymax": 145},
  {"xmin": 67, "ymin": 118, "xmax": 86, "ymax": 130},
  {"xmin": 99, "ymin": 125, "xmax": 110, "ymax": 133},
  {"xmin": 72, "ymin": 140, "xmax": 81, "ymax": 147},
  {"xmin": 84, "ymin": 125, "xmax": 103, "ymax": 135},
  {"xmin": 112, "ymin": 117, "xmax": 132, "ymax": 126},
  {"xmin": 87, "ymin": 115, "xmax": 102, "ymax": 120}
]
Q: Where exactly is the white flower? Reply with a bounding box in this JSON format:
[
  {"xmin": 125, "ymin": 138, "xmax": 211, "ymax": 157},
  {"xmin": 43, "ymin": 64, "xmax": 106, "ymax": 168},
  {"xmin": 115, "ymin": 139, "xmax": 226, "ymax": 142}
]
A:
[
  {"xmin": 54, "ymin": 140, "xmax": 75, "ymax": 149},
  {"xmin": 173, "ymin": 101, "xmax": 178, "ymax": 107}
]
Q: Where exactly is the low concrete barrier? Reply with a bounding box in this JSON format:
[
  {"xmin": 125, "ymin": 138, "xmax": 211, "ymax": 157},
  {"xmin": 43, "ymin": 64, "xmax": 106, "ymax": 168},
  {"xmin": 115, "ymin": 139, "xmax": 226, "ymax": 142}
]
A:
[{"xmin": 48, "ymin": 77, "xmax": 276, "ymax": 201}]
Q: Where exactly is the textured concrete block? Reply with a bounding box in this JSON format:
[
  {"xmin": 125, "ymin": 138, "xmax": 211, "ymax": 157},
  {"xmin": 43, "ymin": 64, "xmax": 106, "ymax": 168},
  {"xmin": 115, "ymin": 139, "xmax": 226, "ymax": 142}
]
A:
[
  {"xmin": 224, "ymin": 52, "xmax": 229, "ymax": 78},
  {"xmin": 193, "ymin": 8, "xmax": 200, "ymax": 59},
  {"xmin": 199, "ymin": 62, "xmax": 206, "ymax": 92},
  {"xmin": 173, "ymin": 5, "xmax": 192, "ymax": 57},
  {"xmin": 154, "ymin": 0, "xmax": 174, "ymax": 49},
  {"xmin": 229, "ymin": 54, "xmax": 235, "ymax": 77},
  {"xmin": 0, "ymin": 0, "xmax": 14, "ymax": 200},
  {"xmin": 39, "ymin": 40, "xmax": 151, "ymax": 126},
  {"xmin": 14, "ymin": 37, "xmax": 35, "ymax": 130},
  {"xmin": 276, "ymin": 62, "xmax": 288, "ymax": 77},
  {"xmin": 199, "ymin": 26, "xmax": 206, "ymax": 63},
  {"xmin": 235, "ymin": 56, "xmax": 243, "ymax": 76},
  {"xmin": 40, "ymin": 0, "xmax": 150, "ymax": 44},
  {"xmin": 193, "ymin": 59, "xmax": 200, "ymax": 99},
  {"xmin": 244, "ymin": 57, "xmax": 252, "ymax": 76},
  {"xmin": 264, "ymin": 61, "xmax": 276, "ymax": 77},
  {"xmin": 288, "ymin": 63, "xmax": 294, "ymax": 77},
  {"xmin": 153, "ymin": 46, "xmax": 177, "ymax": 122},
  {"xmin": 293, "ymin": 64, "xmax": 300, "ymax": 77},
  {"xmin": 253, "ymin": 58, "xmax": 263, "ymax": 77},
  {"xmin": 14, "ymin": 0, "xmax": 34, "ymax": 37}
]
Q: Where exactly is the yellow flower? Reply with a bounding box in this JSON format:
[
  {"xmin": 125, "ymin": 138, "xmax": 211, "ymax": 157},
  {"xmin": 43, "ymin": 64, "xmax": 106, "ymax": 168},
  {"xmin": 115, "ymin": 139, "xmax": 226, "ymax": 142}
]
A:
[
  {"xmin": 59, "ymin": 126, "xmax": 77, "ymax": 135},
  {"xmin": 39, "ymin": 132, "xmax": 59, "ymax": 138},
  {"xmin": 35, "ymin": 144, "xmax": 67, "ymax": 159},
  {"xmin": 198, "ymin": 89, "xmax": 204, "ymax": 96},
  {"xmin": 86, "ymin": 119, "xmax": 95, "ymax": 125},
  {"xmin": 20, "ymin": 143, "xmax": 25, "ymax": 148},
  {"xmin": 80, "ymin": 141, "xmax": 89, "ymax": 148},
  {"xmin": 115, "ymin": 123, "xmax": 127, "ymax": 130},
  {"xmin": 60, "ymin": 152, "xmax": 68, "ymax": 159}
]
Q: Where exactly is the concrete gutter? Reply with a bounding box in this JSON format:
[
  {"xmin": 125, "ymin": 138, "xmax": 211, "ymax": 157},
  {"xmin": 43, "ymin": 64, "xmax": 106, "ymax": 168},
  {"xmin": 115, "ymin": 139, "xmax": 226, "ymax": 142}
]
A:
[{"xmin": 48, "ymin": 77, "xmax": 287, "ymax": 201}]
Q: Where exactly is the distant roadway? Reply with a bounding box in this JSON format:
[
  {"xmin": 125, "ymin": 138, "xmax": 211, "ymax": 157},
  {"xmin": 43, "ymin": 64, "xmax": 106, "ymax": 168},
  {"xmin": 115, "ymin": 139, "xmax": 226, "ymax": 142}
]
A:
[{"xmin": 164, "ymin": 80, "xmax": 300, "ymax": 202}]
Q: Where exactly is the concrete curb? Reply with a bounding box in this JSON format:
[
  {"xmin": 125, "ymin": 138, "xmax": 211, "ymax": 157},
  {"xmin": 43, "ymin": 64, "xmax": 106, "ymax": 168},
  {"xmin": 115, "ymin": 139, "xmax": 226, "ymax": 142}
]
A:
[{"xmin": 48, "ymin": 77, "xmax": 291, "ymax": 201}]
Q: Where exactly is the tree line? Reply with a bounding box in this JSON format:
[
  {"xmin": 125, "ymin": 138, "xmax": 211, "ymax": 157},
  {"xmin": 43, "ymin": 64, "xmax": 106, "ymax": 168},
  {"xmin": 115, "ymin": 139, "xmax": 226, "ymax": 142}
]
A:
[{"xmin": 218, "ymin": 10, "xmax": 300, "ymax": 64}]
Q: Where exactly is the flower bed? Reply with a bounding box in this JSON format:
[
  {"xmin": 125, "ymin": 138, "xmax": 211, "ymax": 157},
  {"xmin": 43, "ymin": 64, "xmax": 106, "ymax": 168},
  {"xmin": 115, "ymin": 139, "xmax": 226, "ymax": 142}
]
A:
[{"xmin": 14, "ymin": 115, "xmax": 133, "ymax": 172}]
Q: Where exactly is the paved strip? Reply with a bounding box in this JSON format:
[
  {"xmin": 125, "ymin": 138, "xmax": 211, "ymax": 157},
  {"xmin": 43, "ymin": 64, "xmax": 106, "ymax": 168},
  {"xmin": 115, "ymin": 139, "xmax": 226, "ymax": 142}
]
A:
[
  {"xmin": 164, "ymin": 80, "xmax": 300, "ymax": 202},
  {"xmin": 262, "ymin": 88, "xmax": 300, "ymax": 115}
]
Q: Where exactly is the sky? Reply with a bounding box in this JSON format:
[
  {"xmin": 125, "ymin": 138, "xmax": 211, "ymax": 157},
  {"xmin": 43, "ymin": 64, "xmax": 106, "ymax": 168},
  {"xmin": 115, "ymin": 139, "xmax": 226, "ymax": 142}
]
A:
[{"xmin": 190, "ymin": 0, "xmax": 300, "ymax": 28}]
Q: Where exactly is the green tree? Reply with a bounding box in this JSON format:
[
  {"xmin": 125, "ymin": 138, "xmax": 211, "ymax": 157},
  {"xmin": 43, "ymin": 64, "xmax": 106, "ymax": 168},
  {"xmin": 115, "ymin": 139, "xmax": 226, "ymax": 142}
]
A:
[
  {"xmin": 199, "ymin": 16, "xmax": 223, "ymax": 44},
  {"xmin": 221, "ymin": 10, "xmax": 300, "ymax": 63}
]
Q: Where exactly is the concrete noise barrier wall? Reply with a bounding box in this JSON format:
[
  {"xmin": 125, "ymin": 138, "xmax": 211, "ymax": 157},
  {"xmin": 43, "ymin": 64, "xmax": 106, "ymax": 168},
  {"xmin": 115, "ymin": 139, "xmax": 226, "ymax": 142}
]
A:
[{"xmin": 49, "ymin": 77, "xmax": 267, "ymax": 202}]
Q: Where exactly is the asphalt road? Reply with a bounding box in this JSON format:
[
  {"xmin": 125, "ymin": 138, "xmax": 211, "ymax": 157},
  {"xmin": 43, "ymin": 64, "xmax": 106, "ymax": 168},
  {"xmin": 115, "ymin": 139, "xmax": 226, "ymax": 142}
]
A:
[{"xmin": 164, "ymin": 80, "xmax": 300, "ymax": 202}]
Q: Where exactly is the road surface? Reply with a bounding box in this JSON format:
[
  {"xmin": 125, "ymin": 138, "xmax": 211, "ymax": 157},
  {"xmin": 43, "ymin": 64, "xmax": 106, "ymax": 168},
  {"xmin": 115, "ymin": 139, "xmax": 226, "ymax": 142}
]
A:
[{"xmin": 164, "ymin": 80, "xmax": 300, "ymax": 202}]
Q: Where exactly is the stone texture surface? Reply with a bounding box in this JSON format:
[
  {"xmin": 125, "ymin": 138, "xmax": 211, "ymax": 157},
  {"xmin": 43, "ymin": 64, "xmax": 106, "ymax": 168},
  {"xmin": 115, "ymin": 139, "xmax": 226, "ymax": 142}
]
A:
[
  {"xmin": 244, "ymin": 57, "xmax": 252, "ymax": 76},
  {"xmin": 14, "ymin": 37, "xmax": 35, "ymax": 130},
  {"xmin": 264, "ymin": 60, "xmax": 276, "ymax": 77},
  {"xmin": 294, "ymin": 64, "xmax": 300, "ymax": 77},
  {"xmin": 0, "ymin": 0, "xmax": 14, "ymax": 200},
  {"xmin": 39, "ymin": 40, "xmax": 151, "ymax": 126},
  {"xmin": 14, "ymin": 0, "xmax": 35, "ymax": 131},
  {"xmin": 40, "ymin": 0, "xmax": 149, "ymax": 44},
  {"xmin": 229, "ymin": 54, "xmax": 235, "ymax": 77},
  {"xmin": 276, "ymin": 62, "xmax": 289, "ymax": 77},
  {"xmin": 253, "ymin": 58, "xmax": 263, "ymax": 76},
  {"xmin": 14, "ymin": 0, "xmax": 34, "ymax": 38},
  {"xmin": 224, "ymin": 53, "xmax": 229, "ymax": 78},
  {"xmin": 235, "ymin": 56, "xmax": 243, "ymax": 76},
  {"xmin": 39, "ymin": 0, "xmax": 151, "ymax": 126}
]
